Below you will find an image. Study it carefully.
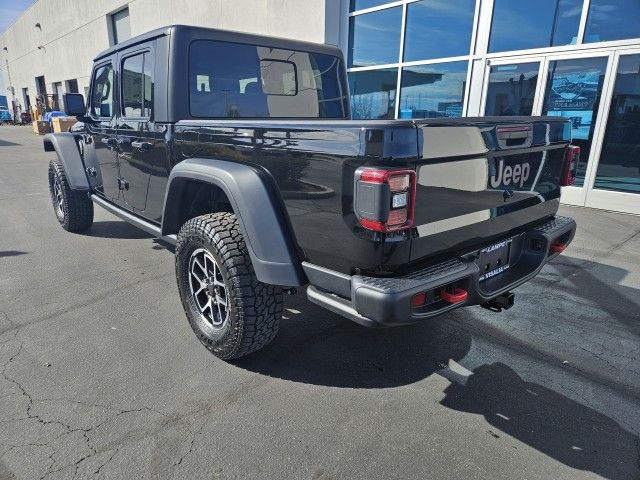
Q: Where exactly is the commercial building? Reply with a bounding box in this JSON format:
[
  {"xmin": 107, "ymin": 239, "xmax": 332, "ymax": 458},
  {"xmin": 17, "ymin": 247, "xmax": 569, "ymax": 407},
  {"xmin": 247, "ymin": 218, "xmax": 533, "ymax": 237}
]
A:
[{"xmin": 1, "ymin": 0, "xmax": 638, "ymax": 214}]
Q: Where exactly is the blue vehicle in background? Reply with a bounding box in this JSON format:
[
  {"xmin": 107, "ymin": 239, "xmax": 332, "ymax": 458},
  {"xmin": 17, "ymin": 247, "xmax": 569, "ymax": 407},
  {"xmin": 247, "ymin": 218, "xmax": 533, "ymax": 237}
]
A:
[{"xmin": 0, "ymin": 105, "xmax": 12, "ymax": 123}]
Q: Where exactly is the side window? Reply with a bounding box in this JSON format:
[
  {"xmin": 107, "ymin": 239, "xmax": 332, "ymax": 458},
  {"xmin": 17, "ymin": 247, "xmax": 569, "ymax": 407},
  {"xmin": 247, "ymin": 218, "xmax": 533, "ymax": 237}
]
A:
[
  {"xmin": 90, "ymin": 63, "xmax": 114, "ymax": 118},
  {"xmin": 121, "ymin": 51, "xmax": 154, "ymax": 118},
  {"xmin": 188, "ymin": 40, "xmax": 348, "ymax": 119}
]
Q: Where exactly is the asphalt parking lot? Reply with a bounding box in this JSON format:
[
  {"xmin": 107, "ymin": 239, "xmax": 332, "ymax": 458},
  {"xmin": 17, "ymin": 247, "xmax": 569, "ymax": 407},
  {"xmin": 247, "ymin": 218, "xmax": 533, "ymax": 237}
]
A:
[{"xmin": 1, "ymin": 125, "xmax": 639, "ymax": 480}]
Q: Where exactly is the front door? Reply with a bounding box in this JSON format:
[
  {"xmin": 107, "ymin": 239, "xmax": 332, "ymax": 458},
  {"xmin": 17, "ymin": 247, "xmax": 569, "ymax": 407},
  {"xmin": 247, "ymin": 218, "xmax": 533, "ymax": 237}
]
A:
[{"xmin": 86, "ymin": 59, "xmax": 120, "ymax": 202}]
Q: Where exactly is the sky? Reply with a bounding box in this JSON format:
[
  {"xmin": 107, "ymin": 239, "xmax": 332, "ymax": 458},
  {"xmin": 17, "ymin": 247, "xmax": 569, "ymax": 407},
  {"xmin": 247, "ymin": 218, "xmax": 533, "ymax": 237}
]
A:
[
  {"xmin": 0, "ymin": 0, "xmax": 35, "ymax": 98},
  {"xmin": 0, "ymin": 0, "xmax": 35, "ymax": 33}
]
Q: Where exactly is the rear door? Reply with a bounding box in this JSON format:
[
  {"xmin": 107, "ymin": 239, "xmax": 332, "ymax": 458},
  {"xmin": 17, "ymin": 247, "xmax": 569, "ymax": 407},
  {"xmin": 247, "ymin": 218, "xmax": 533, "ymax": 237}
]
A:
[
  {"xmin": 410, "ymin": 118, "xmax": 571, "ymax": 261},
  {"xmin": 116, "ymin": 46, "xmax": 161, "ymax": 218}
]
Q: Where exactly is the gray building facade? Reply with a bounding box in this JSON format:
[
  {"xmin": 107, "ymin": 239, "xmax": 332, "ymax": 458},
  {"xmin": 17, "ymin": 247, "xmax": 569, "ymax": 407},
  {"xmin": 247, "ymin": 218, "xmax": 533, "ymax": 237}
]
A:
[{"xmin": 1, "ymin": 0, "xmax": 639, "ymax": 214}]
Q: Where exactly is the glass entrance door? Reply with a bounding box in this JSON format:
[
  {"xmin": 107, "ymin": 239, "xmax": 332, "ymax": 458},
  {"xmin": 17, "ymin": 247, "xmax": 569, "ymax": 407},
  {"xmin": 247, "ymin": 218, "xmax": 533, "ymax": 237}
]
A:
[
  {"xmin": 539, "ymin": 54, "xmax": 610, "ymax": 206},
  {"xmin": 482, "ymin": 58, "xmax": 544, "ymax": 117},
  {"xmin": 584, "ymin": 50, "xmax": 640, "ymax": 214},
  {"xmin": 482, "ymin": 52, "xmax": 614, "ymax": 208}
]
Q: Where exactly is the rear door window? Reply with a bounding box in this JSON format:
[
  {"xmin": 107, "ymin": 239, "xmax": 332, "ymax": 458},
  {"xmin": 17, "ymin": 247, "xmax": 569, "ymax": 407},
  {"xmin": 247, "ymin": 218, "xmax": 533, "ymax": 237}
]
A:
[
  {"xmin": 90, "ymin": 63, "xmax": 114, "ymax": 118},
  {"xmin": 188, "ymin": 40, "xmax": 348, "ymax": 118},
  {"xmin": 121, "ymin": 51, "xmax": 154, "ymax": 118}
]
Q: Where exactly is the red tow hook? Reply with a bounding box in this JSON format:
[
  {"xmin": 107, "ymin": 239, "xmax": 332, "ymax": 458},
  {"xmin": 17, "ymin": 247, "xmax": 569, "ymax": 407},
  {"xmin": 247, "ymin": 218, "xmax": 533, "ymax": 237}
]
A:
[
  {"xmin": 550, "ymin": 242, "xmax": 567, "ymax": 253},
  {"xmin": 439, "ymin": 288, "xmax": 469, "ymax": 304}
]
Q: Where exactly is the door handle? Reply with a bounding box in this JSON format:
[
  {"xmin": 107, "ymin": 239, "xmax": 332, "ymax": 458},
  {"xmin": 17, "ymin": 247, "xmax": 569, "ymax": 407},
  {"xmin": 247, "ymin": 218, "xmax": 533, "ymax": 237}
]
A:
[{"xmin": 131, "ymin": 140, "xmax": 152, "ymax": 152}]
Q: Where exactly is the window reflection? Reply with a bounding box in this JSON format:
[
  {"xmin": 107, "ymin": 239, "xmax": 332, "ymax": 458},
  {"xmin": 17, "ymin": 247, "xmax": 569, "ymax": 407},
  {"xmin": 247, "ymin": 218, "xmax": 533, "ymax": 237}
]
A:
[
  {"xmin": 594, "ymin": 54, "xmax": 640, "ymax": 194},
  {"xmin": 542, "ymin": 57, "xmax": 607, "ymax": 186},
  {"xmin": 399, "ymin": 61, "xmax": 468, "ymax": 118},
  {"xmin": 485, "ymin": 63, "xmax": 539, "ymax": 116},
  {"xmin": 585, "ymin": 0, "xmax": 640, "ymax": 43},
  {"xmin": 349, "ymin": 68, "xmax": 398, "ymax": 119},
  {"xmin": 122, "ymin": 54, "xmax": 144, "ymax": 117},
  {"xmin": 348, "ymin": 8, "xmax": 402, "ymax": 67},
  {"xmin": 350, "ymin": 0, "xmax": 394, "ymax": 11},
  {"xmin": 189, "ymin": 40, "xmax": 348, "ymax": 119},
  {"xmin": 489, "ymin": 0, "xmax": 582, "ymax": 53},
  {"xmin": 91, "ymin": 64, "xmax": 114, "ymax": 118},
  {"xmin": 143, "ymin": 53, "xmax": 153, "ymax": 117},
  {"xmin": 403, "ymin": 0, "xmax": 475, "ymax": 62}
]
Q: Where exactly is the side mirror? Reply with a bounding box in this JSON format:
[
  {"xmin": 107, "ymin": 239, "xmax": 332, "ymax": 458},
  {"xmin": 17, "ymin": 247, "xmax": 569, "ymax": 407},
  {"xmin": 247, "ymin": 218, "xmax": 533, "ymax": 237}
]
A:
[{"xmin": 63, "ymin": 93, "xmax": 86, "ymax": 117}]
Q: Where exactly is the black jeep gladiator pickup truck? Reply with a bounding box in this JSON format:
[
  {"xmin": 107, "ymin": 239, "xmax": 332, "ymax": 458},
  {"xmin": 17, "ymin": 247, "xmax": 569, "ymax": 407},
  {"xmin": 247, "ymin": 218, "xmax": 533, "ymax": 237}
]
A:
[{"xmin": 45, "ymin": 25, "xmax": 578, "ymax": 359}]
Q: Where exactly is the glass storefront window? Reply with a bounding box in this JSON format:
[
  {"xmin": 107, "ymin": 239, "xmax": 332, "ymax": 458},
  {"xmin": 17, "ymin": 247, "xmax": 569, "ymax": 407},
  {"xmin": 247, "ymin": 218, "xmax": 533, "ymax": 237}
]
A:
[
  {"xmin": 485, "ymin": 62, "xmax": 539, "ymax": 116},
  {"xmin": 593, "ymin": 54, "xmax": 640, "ymax": 194},
  {"xmin": 349, "ymin": 68, "xmax": 398, "ymax": 119},
  {"xmin": 350, "ymin": 0, "xmax": 394, "ymax": 11},
  {"xmin": 399, "ymin": 61, "xmax": 468, "ymax": 118},
  {"xmin": 541, "ymin": 57, "xmax": 608, "ymax": 186},
  {"xmin": 348, "ymin": 7, "xmax": 402, "ymax": 68},
  {"xmin": 403, "ymin": 0, "xmax": 475, "ymax": 62},
  {"xmin": 489, "ymin": 0, "xmax": 582, "ymax": 53},
  {"xmin": 585, "ymin": 0, "xmax": 640, "ymax": 43}
]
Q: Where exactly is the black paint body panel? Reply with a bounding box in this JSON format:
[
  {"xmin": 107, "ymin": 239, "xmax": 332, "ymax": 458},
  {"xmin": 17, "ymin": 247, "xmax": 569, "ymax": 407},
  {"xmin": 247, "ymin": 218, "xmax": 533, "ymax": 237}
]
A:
[{"xmin": 58, "ymin": 25, "xmax": 574, "ymax": 284}]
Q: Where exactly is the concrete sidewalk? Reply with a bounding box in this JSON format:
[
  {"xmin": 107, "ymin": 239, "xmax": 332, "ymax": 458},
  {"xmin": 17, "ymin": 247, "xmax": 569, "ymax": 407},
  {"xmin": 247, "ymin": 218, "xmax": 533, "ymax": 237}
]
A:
[{"xmin": 0, "ymin": 125, "xmax": 639, "ymax": 479}]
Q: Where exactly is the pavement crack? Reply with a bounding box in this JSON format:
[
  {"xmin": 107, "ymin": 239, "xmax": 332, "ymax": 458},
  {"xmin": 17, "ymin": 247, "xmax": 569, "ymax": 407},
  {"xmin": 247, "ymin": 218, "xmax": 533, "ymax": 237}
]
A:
[
  {"xmin": 173, "ymin": 423, "xmax": 205, "ymax": 468},
  {"xmin": 0, "ymin": 272, "xmax": 173, "ymax": 336},
  {"xmin": 37, "ymin": 406, "xmax": 167, "ymax": 479},
  {"xmin": 94, "ymin": 447, "xmax": 119, "ymax": 475},
  {"xmin": 578, "ymin": 346, "xmax": 619, "ymax": 370},
  {"xmin": 606, "ymin": 228, "xmax": 640, "ymax": 256},
  {"xmin": 2, "ymin": 345, "xmax": 74, "ymax": 434},
  {"xmin": 0, "ymin": 311, "xmax": 18, "ymax": 344}
]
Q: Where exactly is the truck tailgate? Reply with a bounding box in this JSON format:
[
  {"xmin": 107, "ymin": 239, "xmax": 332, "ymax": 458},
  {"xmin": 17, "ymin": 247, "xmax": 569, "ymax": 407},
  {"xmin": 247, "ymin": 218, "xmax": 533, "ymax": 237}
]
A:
[{"xmin": 410, "ymin": 118, "xmax": 571, "ymax": 262}]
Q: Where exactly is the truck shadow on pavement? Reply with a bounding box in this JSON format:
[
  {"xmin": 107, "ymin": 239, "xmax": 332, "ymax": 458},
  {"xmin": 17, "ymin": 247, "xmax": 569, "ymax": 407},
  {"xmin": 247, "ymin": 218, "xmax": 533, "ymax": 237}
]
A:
[
  {"xmin": 234, "ymin": 255, "xmax": 640, "ymax": 479},
  {"xmin": 83, "ymin": 221, "xmax": 154, "ymax": 240},
  {"xmin": 236, "ymin": 255, "xmax": 639, "ymax": 389},
  {"xmin": 0, "ymin": 250, "xmax": 28, "ymax": 258},
  {"xmin": 235, "ymin": 300, "xmax": 639, "ymax": 479},
  {"xmin": 237, "ymin": 302, "xmax": 472, "ymax": 389},
  {"xmin": 440, "ymin": 362, "xmax": 639, "ymax": 480}
]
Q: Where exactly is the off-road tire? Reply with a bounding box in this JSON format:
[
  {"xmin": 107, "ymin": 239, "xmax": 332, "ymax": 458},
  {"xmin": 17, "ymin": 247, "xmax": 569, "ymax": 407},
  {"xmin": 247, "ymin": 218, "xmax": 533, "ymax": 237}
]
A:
[
  {"xmin": 175, "ymin": 212, "xmax": 283, "ymax": 359},
  {"xmin": 48, "ymin": 159, "xmax": 94, "ymax": 232}
]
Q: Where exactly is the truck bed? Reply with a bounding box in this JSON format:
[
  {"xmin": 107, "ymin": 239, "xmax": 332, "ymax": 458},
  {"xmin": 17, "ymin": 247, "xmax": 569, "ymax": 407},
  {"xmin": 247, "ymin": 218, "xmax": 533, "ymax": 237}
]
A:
[{"xmin": 177, "ymin": 116, "xmax": 570, "ymax": 275}]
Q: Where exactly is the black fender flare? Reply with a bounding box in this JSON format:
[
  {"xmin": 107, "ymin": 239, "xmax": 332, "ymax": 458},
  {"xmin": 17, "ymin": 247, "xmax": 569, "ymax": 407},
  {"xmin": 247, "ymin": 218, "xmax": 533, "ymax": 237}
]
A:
[
  {"xmin": 43, "ymin": 133, "xmax": 90, "ymax": 191},
  {"xmin": 161, "ymin": 158, "xmax": 305, "ymax": 287}
]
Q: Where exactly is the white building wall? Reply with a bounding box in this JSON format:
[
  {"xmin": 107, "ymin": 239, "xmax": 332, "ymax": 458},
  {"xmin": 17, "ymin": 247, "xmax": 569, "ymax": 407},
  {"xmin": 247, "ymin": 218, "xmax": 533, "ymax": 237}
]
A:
[{"xmin": 0, "ymin": 0, "xmax": 340, "ymax": 111}]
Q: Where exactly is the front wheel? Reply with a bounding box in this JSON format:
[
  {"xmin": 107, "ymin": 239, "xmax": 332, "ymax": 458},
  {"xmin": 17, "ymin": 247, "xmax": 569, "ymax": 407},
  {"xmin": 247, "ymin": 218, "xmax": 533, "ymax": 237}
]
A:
[
  {"xmin": 175, "ymin": 212, "xmax": 283, "ymax": 359},
  {"xmin": 48, "ymin": 159, "xmax": 94, "ymax": 232}
]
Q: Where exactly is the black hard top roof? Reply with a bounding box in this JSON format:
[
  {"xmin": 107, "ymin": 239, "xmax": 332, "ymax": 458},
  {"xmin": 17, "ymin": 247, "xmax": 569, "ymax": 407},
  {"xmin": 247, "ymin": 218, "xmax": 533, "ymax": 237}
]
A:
[{"xmin": 94, "ymin": 24, "xmax": 343, "ymax": 61}]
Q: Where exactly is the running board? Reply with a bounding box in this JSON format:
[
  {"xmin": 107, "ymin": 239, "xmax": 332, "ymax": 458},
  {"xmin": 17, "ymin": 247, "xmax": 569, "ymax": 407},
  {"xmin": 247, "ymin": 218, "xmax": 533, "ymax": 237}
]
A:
[{"xmin": 91, "ymin": 195, "xmax": 177, "ymax": 245}]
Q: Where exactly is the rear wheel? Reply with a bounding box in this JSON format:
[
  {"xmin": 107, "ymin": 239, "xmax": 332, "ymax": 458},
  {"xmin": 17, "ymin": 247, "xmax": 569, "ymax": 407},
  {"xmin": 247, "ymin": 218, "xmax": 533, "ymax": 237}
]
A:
[
  {"xmin": 175, "ymin": 212, "xmax": 282, "ymax": 359},
  {"xmin": 47, "ymin": 159, "xmax": 93, "ymax": 232}
]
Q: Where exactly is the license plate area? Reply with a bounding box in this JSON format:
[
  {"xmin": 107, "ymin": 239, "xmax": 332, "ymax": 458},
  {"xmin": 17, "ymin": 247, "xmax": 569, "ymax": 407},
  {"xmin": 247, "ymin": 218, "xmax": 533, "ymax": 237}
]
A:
[{"xmin": 478, "ymin": 239, "xmax": 512, "ymax": 282}]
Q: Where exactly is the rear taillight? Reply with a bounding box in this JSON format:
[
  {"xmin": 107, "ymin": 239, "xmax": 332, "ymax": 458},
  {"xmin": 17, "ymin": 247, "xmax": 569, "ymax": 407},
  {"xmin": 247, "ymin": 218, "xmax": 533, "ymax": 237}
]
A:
[
  {"xmin": 561, "ymin": 145, "xmax": 580, "ymax": 186},
  {"xmin": 355, "ymin": 168, "xmax": 416, "ymax": 232}
]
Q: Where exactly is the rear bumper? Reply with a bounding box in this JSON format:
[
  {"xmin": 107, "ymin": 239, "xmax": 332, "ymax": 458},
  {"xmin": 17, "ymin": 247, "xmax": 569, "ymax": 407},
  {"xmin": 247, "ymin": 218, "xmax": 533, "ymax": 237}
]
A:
[{"xmin": 305, "ymin": 215, "xmax": 576, "ymax": 327}]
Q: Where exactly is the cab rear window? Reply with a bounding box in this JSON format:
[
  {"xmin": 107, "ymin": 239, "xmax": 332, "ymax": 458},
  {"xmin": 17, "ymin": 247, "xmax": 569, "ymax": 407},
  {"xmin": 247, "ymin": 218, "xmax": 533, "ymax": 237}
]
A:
[{"xmin": 188, "ymin": 40, "xmax": 348, "ymax": 119}]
